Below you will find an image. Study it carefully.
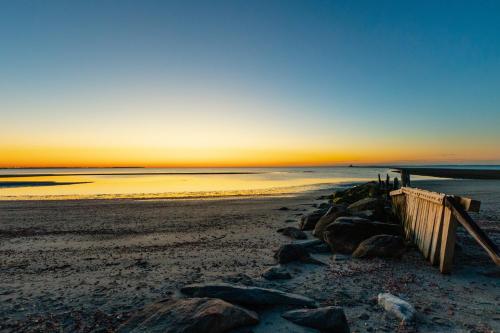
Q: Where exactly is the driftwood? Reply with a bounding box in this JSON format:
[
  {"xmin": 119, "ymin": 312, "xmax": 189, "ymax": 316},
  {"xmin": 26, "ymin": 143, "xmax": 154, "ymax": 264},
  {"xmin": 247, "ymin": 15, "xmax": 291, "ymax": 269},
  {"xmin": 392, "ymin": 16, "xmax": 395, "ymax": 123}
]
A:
[{"xmin": 390, "ymin": 187, "xmax": 499, "ymax": 273}]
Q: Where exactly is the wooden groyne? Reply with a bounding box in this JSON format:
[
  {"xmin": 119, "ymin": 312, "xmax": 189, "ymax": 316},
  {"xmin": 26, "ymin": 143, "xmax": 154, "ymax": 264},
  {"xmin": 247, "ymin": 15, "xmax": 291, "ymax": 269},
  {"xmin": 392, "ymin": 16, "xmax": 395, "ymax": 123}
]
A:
[{"xmin": 390, "ymin": 187, "xmax": 500, "ymax": 273}]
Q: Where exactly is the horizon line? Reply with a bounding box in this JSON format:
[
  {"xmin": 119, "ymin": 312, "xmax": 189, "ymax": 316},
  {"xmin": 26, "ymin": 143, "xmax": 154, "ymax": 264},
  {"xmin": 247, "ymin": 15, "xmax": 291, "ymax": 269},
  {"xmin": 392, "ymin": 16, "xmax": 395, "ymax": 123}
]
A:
[{"xmin": 2, "ymin": 162, "xmax": 500, "ymax": 170}]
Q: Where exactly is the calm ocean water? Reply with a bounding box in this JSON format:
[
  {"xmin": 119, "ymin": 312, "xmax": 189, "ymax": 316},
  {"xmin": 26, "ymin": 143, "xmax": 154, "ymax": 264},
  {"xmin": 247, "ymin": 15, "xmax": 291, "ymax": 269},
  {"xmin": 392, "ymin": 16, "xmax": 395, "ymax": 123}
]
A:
[{"xmin": 0, "ymin": 166, "xmax": 499, "ymax": 200}]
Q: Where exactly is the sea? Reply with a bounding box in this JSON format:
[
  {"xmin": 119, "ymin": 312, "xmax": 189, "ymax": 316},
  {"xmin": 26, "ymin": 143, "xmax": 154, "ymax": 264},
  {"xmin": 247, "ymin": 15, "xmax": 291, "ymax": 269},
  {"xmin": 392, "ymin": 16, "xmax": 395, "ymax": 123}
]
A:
[{"xmin": 0, "ymin": 165, "xmax": 499, "ymax": 200}]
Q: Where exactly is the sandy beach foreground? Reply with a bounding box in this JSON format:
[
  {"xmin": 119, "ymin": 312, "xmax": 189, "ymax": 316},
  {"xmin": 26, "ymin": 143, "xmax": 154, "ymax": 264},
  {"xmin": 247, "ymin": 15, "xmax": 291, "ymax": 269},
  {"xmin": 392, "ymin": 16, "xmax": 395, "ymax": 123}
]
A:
[{"xmin": 1, "ymin": 180, "xmax": 499, "ymax": 332}]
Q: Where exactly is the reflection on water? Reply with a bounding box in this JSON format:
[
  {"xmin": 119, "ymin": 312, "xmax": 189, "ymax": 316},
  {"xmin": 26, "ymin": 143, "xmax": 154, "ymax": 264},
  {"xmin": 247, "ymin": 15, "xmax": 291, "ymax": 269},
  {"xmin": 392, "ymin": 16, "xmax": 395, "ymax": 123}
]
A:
[{"xmin": 0, "ymin": 167, "xmax": 404, "ymax": 200}]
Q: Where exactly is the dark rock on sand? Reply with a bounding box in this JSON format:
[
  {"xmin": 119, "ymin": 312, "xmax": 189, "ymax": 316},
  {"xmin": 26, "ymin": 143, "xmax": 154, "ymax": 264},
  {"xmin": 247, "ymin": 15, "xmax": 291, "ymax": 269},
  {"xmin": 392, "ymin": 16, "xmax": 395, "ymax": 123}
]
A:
[
  {"xmin": 347, "ymin": 197, "xmax": 383, "ymax": 213},
  {"xmin": 262, "ymin": 266, "xmax": 292, "ymax": 280},
  {"xmin": 312, "ymin": 204, "xmax": 349, "ymax": 239},
  {"xmin": 181, "ymin": 283, "xmax": 317, "ymax": 308},
  {"xmin": 307, "ymin": 243, "xmax": 331, "ymax": 254},
  {"xmin": 274, "ymin": 244, "xmax": 325, "ymax": 265},
  {"xmin": 352, "ymin": 235, "xmax": 405, "ymax": 259},
  {"xmin": 277, "ymin": 227, "xmax": 307, "ymax": 240},
  {"xmin": 281, "ymin": 306, "xmax": 350, "ymax": 333},
  {"xmin": 323, "ymin": 217, "xmax": 402, "ymax": 254},
  {"xmin": 294, "ymin": 239, "xmax": 323, "ymax": 248},
  {"xmin": 347, "ymin": 197, "xmax": 387, "ymax": 220},
  {"xmin": 316, "ymin": 194, "xmax": 333, "ymax": 201},
  {"xmin": 332, "ymin": 182, "xmax": 380, "ymax": 205},
  {"xmin": 351, "ymin": 209, "xmax": 376, "ymax": 220},
  {"xmin": 117, "ymin": 297, "xmax": 259, "ymax": 333},
  {"xmin": 299, "ymin": 208, "xmax": 329, "ymax": 230},
  {"xmin": 278, "ymin": 207, "xmax": 289, "ymax": 211},
  {"xmin": 318, "ymin": 202, "xmax": 331, "ymax": 210}
]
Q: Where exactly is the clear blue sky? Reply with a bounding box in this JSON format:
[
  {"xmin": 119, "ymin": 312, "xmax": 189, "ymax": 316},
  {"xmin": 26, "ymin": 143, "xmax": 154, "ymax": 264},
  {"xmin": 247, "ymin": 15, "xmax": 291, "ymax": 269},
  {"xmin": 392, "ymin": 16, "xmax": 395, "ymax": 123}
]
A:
[{"xmin": 1, "ymin": 0, "xmax": 499, "ymax": 166}]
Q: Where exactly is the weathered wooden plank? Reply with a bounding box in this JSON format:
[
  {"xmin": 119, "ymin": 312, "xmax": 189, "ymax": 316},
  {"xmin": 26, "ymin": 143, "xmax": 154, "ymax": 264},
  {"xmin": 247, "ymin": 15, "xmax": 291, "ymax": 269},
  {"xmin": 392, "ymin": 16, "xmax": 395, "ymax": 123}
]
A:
[
  {"xmin": 402, "ymin": 195, "xmax": 412, "ymax": 239},
  {"xmin": 408, "ymin": 195, "xmax": 418, "ymax": 240},
  {"xmin": 422, "ymin": 197, "xmax": 435, "ymax": 252},
  {"xmin": 415, "ymin": 199, "xmax": 425, "ymax": 251},
  {"xmin": 430, "ymin": 205, "xmax": 444, "ymax": 266},
  {"xmin": 422, "ymin": 202, "xmax": 437, "ymax": 259},
  {"xmin": 416, "ymin": 198, "xmax": 426, "ymax": 251},
  {"xmin": 439, "ymin": 207, "xmax": 458, "ymax": 274},
  {"xmin": 400, "ymin": 187, "xmax": 445, "ymax": 205},
  {"xmin": 454, "ymin": 196, "xmax": 481, "ymax": 213},
  {"xmin": 390, "ymin": 189, "xmax": 403, "ymax": 196}
]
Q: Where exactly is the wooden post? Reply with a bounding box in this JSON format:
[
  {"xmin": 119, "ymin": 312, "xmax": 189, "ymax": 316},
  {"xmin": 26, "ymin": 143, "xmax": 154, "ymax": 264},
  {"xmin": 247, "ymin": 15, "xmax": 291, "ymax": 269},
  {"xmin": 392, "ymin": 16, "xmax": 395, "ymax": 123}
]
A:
[
  {"xmin": 401, "ymin": 169, "xmax": 410, "ymax": 187},
  {"xmin": 439, "ymin": 205, "xmax": 458, "ymax": 273},
  {"xmin": 378, "ymin": 174, "xmax": 382, "ymax": 189},
  {"xmin": 393, "ymin": 177, "xmax": 399, "ymax": 190}
]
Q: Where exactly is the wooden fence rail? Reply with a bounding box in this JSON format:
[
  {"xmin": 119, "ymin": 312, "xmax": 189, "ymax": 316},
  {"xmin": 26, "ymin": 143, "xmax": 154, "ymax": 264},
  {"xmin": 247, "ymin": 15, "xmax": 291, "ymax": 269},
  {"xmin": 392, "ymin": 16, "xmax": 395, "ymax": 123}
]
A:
[{"xmin": 390, "ymin": 187, "xmax": 500, "ymax": 273}]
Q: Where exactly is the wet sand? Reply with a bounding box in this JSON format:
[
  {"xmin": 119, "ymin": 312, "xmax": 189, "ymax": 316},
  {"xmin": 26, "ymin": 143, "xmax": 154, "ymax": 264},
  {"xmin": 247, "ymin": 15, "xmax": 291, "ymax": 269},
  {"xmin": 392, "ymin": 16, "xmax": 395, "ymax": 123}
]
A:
[{"xmin": 1, "ymin": 180, "xmax": 499, "ymax": 332}]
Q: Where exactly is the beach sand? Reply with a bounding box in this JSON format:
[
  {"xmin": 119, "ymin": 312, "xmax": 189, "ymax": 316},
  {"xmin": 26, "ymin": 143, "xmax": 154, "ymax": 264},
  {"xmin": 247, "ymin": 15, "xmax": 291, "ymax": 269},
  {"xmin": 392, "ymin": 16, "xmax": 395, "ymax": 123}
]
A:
[{"xmin": 1, "ymin": 180, "xmax": 499, "ymax": 332}]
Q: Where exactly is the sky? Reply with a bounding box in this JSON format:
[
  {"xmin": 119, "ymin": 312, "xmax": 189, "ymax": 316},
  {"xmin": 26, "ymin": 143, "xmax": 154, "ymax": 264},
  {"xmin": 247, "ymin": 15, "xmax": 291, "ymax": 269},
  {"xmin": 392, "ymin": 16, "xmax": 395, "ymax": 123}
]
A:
[{"xmin": 1, "ymin": 0, "xmax": 499, "ymax": 167}]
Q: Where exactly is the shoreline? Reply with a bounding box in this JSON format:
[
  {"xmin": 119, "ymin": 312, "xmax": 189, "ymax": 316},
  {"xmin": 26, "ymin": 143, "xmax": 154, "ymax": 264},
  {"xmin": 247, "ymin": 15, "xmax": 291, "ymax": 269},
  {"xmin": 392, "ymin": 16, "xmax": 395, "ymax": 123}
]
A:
[{"xmin": 0, "ymin": 182, "xmax": 357, "ymax": 201}]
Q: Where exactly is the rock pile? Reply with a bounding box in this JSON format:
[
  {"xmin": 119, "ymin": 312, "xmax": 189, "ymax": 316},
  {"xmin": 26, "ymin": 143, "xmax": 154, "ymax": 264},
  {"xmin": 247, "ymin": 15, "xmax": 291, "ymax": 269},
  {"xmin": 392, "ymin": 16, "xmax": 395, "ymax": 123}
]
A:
[{"xmin": 294, "ymin": 181, "xmax": 406, "ymax": 257}]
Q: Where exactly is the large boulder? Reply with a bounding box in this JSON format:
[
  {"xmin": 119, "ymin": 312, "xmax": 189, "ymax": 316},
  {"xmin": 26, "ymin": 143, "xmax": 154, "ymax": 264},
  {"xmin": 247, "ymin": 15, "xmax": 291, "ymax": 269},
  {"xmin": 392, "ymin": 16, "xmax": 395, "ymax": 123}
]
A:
[
  {"xmin": 347, "ymin": 197, "xmax": 386, "ymax": 220},
  {"xmin": 378, "ymin": 293, "xmax": 416, "ymax": 323},
  {"xmin": 117, "ymin": 297, "xmax": 258, "ymax": 333},
  {"xmin": 181, "ymin": 283, "xmax": 317, "ymax": 308},
  {"xmin": 312, "ymin": 204, "xmax": 349, "ymax": 239},
  {"xmin": 299, "ymin": 208, "xmax": 329, "ymax": 230},
  {"xmin": 347, "ymin": 197, "xmax": 384, "ymax": 213},
  {"xmin": 274, "ymin": 244, "xmax": 325, "ymax": 265},
  {"xmin": 352, "ymin": 235, "xmax": 405, "ymax": 259},
  {"xmin": 323, "ymin": 217, "xmax": 402, "ymax": 254},
  {"xmin": 281, "ymin": 306, "xmax": 350, "ymax": 333},
  {"xmin": 277, "ymin": 227, "xmax": 307, "ymax": 240},
  {"xmin": 332, "ymin": 182, "xmax": 380, "ymax": 205}
]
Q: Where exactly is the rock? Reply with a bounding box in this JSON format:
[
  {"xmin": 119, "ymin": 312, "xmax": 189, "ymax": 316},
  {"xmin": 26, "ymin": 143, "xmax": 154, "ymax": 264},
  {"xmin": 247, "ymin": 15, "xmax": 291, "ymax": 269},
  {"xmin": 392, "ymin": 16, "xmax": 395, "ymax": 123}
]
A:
[
  {"xmin": 278, "ymin": 207, "xmax": 289, "ymax": 211},
  {"xmin": 274, "ymin": 244, "xmax": 325, "ymax": 265},
  {"xmin": 262, "ymin": 266, "xmax": 292, "ymax": 280},
  {"xmin": 352, "ymin": 235, "xmax": 405, "ymax": 259},
  {"xmin": 277, "ymin": 227, "xmax": 307, "ymax": 240},
  {"xmin": 294, "ymin": 239, "xmax": 323, "ymax": 248},
  {"xmin": 347, "ymin": 197, "xmax": 383, "ymax": 212},
  {"xmin": 323, "ymin": 217, "xmax": 402, "ymax": 254},
  {"xmin": 281, "ymin": 306, "xmax": 350, "ymax": 333},
  {"xmin": 307, "ymin": 243, "xmax": 331, "ymax": 254},
  {"xmin": 312, "ymin": 204, "xmax": 349, "ymax": 239},
  {"xmin": 316, "ymin": 194, "xmax": 333, "ymax": 200},
  {"xmin": 332, "ymin": 182, "xmax": 380, "ymax": 205},
  {"xmin": 378, "ymin": 293, "xmax": 416, "ymax": 323},
  {"xmin": 299, "ymin": 208, "xmax": 329, "ymax": 230},
  {"xmin": 181, "ymin": 283, "xmax": 317, "ymax": 308},
  {"xmin": 318, "ymin": 202, "xmax": 331, "ymax": 210},
  {"xmin": 352, "ymin": 209, "xmax": 376, "ymax": 220},
  {"xmin": 117, "ymin": 297, "xmax": 259, "ymax": 333}
]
